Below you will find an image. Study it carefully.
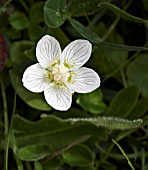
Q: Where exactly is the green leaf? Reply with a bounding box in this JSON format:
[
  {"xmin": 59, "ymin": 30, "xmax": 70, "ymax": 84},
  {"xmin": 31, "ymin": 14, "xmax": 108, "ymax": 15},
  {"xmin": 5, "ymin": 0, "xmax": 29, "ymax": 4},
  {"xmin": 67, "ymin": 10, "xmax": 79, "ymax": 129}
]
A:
[
  {"xmin": 127, "ymin": 53, "xmax": 148, "ymax": 98},
  {"xmin": 101, "ymin": 2, "xmax": 148, "ymax": 24},
  {"xmin": 44, "ymin": 0, "xmax": 67, "ymax": 28},
  {"xmin": 68, "ymin": 117, "xmax": 143, "ymax": 130},
  {"xmin": 29, "ymin": 24, "xmax": 43, "ymax": 41},
  {"xmin": 13, "ymin": 114, "xmax": 142, "ymax": 139},
  {"xmin": 90, "ymin": 45, "xmax": 127, "ymax": 74},
  {"xmin": 62, "ymin": 144, "xmax": 94, "ymax": 167},
  {"xmin": 128, "ymin": 98, "xmax": 148, "ymax": 119},
  {"xmin": 101, "ymin": 42, "xmax": 148, "ymax": 51},
  {"xmin": 76, "ymin": 89, "xmax": 106, "ymax": 114},
  {"xmin": 13, "ymin": 115, "xmax": 142, "ymax": 161},
  {"xmin": 68, "ymin": 0, "xmax": 104, "ymax": 16},
  {"xmin": 13, "ymin": 115, "xmax": 142, "ymax": 146},
  {"xmin": 9, "ymin": 12, "xmax": 29, "ymax": 30},
  {"xmin": 47, "ymin": 28, "xmax": 70, "ymax": 48},
  {"xmin": 34, "ymin": 162, "xmax": 43, "ymax": 170},
  {"xmin": 18, "ymin": 135, "xmax": 90, "ymax": 161},
  {"xmin": 44, "ymin": 157, "xmax": 63, "ymax": 169},
  {"xmin": 10, "ymin": 41, "xmax": 35, "ymax": 74},
  {"xmin": 71, "ymin": 19, "xmax": 148, "ymax": 52},
  {"xmin": 13, "ymin": 115, "xmax": 69, "ymax": 137},
  {"xmin": 13, "ymin": 115, "xmax": 93, "ymax": 148},
  {"xmin": 18, "ymin": 144, "xmax": 51, "ymax": 161},
  {"xmin": 70, "ymin": 19, "xmax": 102, "ymax": 43},
  {"xmin": 24, "ymin": 47, "xmax": 36, "ymax": 62},
  {"xmin": 10, "ymin": 70, "xmax": 51, "ymax": 111},
  {"xmin": 30, "ymin": 1, "xmax": 44, "ymax": 24},
  {"xmin": 105, "ymin": 85, "xmax": 139, "ymax": 118},
  {"xmin": 12, "ymin": 115, "xmax": 107, "ymax": 148},
  {"xmin": 10, "ymin": 41, "xmax": 34, "ymax": 65},
  {"xmin": 3, "ymin": 27, "xmax": 21, "ymax": 40}
]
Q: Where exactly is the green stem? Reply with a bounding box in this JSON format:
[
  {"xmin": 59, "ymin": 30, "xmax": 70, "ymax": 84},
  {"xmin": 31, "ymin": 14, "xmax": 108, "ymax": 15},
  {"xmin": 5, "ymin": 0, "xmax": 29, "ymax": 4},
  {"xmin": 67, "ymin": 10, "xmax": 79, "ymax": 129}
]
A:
[
  {"xmin": 121, "ymin": 69, "xmax": 128, "ymax": 87},
  {"xmin": 19, "ymin": 0, "xmax": 29, "ymax": 12},
  {"xmin": 85, "ymin": 14, "xmax": 93, "ymax": 30},
  {"xmin": 91, "ymin": 8, "xmax": 107, "ymax": 26},
  {"xmin": 96, "ymin": 130, "xmax": 134, "ymax": 165},
  {"xmin": 0, "ymin": 0, "xmax": 12, "ymax": 14},
  {"xmin": 2, "ymin": 0, "xmax": 12, "ymax": 8},
  {"xmin": 0, "ymin": 76, "xmax": 8, "ymax": 136},
  {"xmin": 11, "ymin": 132, "xmax": 23, "ymax": 170},
  {"xmin": 102, "ymin": 16, "xmax": 120, "ymax": 41},
  {"xmin": 102, "ymin": 0, "xmax": 133, "ymax": 41},
  {"xmin": 8, "ymin": 87, "xmax": 24, "ymax": 170},
  {"xmin": 95, "ymin": 143, "xmax": 148, "ymax": 160},
  {"xmin": 141, "ymin": 148, "xmax": 145, "ymax": 170},
  {"xmin": 112, "ymin": 139, "xmax": 135, "ymax": 170},
  {"xmin": 0, "ymin": 75, "xmax": 9, "ymax": 170},
  {"xmin": 5, "ymin": 92, "xmax": 17, "ymax": 170}
]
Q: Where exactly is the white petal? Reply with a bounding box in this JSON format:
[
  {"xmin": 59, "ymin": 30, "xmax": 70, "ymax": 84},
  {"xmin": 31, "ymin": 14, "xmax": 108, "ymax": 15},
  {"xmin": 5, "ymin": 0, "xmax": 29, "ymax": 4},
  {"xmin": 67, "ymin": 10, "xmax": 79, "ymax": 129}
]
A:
[
  {"xmin": 68, "ymin": 67, "xmax": 100, "ymax": 93},
  {"xmin": 44, "ymin": 84, "xmax": 72, "ymax": 111},
  {"xmin": 36, "ymin": 35, "xmax": 61, "ymax": 68},
  {"xmin": 22, "ymin": 63, "xmax": 47, "ymax": 93},
  {"xmin": 60, "ymin": 40, "xmax": 92, "ymax": 70}
]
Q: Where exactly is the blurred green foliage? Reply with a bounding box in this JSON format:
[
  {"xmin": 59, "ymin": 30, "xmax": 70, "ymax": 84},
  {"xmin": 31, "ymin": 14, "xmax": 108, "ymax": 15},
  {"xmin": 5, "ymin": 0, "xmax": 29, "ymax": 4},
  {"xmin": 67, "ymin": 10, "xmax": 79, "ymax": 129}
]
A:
[{"xmin": 0, "ymin": 0, "xmax": 148, "ymax": 169}]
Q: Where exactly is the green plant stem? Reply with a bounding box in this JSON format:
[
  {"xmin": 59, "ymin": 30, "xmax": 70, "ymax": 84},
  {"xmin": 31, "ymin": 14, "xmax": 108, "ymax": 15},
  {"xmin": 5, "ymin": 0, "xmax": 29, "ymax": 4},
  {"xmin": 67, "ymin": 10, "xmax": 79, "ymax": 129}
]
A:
[
  {"xmin": 41, "ymin": 24, "xmax": 48, "ymax": 37},
  {"xmin": 5, "ymin": 92, "xmax": 17, "ymax": 170},
  {"xmin": 19, "ymin": 0, "xmax": 29, "ymax": 12},
  {"xmin": 26, "ymin": 162, "xmax": 32, "ymax": 170},
  {"xmin": 85, "ymin": 14, "xmax": 93, "ymax": 30},
  {"xmin": 91, "ymin": 8, "xmax": 108, "ymax": 26},
  {"xmin": 142, "ymin": 148, "xmax": 145, "ymax": 170},
  {"xmin": 102, "ymin": 0, "xmax": 133, "ymax": 41},
  {"xmin": 11, "ymin": 132, "xmax": 23, "ymax": 170},
  {"xmin": 0, "ymin": 75, "xmax": 9, "ymax": 170},
  {"xmin": 96, "ymin": 130, "xmax": 135, "ymax": 165},
  {"xmin": 121, "ymin": 69, "xmax": 128, "ymax": 87},
  {"xmin": 0, "ymin": 76, "xmax": 8, "ymax": 136},
  {"xmin": 2, "ymin": 0, "xmax": 12, "ymax": 8},
  {"xmin": 95, "ymin": 143, "xmax": 148, "ymax": 160},
  {"xmin": 112, "ymin": 139, "xmax": 135, "ymax": 170},
  {"xmin": 95, "ymin": 142, "xmax": 115, "ymax": 165},
  {"xmin": 102, "ymin": 16, "xmax": 120, "ymax": 41}
]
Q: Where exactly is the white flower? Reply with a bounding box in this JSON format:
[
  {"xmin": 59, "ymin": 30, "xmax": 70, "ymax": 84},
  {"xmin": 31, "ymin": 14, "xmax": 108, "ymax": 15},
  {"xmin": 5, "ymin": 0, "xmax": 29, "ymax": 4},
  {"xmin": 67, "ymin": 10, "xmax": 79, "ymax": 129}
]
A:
[{"xmin": 22, "ymin": 35, "xmax": 100, "ymax": 111}]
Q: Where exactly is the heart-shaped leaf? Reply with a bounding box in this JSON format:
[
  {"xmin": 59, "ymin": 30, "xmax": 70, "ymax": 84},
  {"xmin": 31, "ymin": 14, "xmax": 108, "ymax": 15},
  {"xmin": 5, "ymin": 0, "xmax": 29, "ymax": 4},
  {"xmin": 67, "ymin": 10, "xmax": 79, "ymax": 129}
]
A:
[{"xmin": 44, "ymin": 0, "xmax": 67, "ymax": 28}]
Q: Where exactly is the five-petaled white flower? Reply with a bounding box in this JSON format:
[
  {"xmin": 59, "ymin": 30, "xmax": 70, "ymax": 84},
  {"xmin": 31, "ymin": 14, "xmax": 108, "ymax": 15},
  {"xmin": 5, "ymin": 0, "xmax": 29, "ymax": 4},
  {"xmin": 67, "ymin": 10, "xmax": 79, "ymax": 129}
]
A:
[{"xmin": 22, "ymin": 35, "xmax": 100, "ymax": 111}]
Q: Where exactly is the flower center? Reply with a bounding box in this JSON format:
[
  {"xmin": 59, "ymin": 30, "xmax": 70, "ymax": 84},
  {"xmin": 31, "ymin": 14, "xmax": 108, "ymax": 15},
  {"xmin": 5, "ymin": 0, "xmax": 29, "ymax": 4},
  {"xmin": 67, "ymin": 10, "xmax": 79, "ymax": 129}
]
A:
[{"xmin": 50, "ymin": 65, "xmax": 70, "ymax": 84}]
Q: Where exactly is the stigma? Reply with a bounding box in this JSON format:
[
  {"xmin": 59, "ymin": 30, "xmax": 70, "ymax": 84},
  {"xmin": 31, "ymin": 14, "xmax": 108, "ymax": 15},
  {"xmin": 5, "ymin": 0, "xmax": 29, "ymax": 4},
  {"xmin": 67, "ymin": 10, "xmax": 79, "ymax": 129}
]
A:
[{"xmin": 49, "ymin": 64, "xmax": 70, "ymax": 84}]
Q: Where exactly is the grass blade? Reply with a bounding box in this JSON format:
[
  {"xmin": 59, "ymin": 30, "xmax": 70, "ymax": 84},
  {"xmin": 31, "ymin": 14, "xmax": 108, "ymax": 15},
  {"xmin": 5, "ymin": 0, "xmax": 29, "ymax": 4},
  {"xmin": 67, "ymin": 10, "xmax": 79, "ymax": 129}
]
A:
[{"xmin": 112, "ymin": 139, "xmax": 135, "ymax": 170}]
